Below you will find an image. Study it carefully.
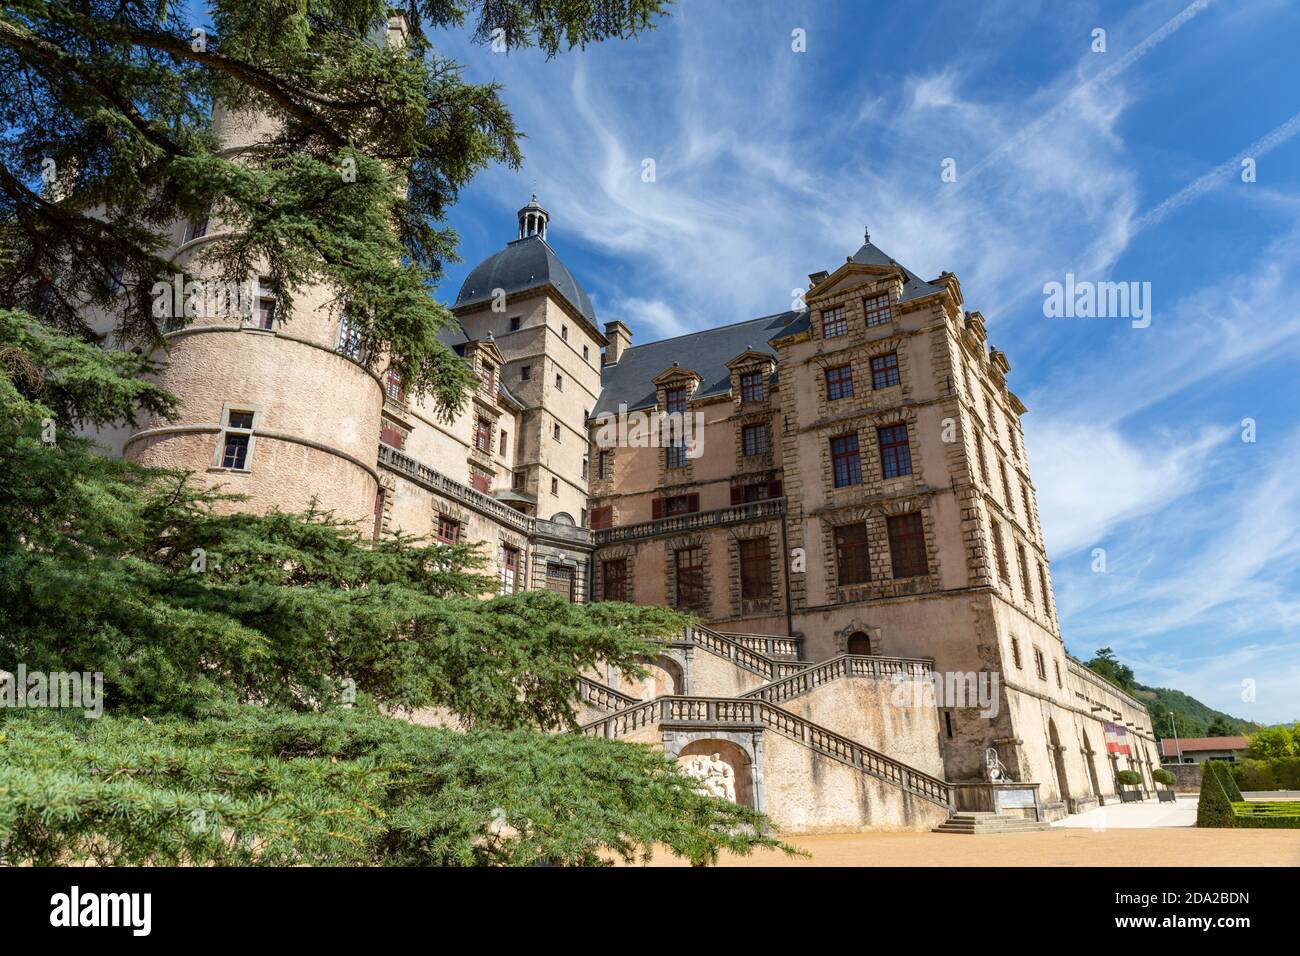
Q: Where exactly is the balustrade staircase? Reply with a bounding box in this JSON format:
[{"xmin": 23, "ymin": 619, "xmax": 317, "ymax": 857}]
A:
[
  {"xmin": 579, "ymin": 693, "xmax": 953, "ymax": 808},
  {"xmin": 574, "ymin": 626, "xmax": 1042, "ymax": 831}
]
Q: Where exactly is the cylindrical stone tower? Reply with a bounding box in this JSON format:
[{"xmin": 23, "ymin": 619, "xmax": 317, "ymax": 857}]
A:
[{"xmin": 123, "ymin": 105, "xmax": 383, "ymax": 528}]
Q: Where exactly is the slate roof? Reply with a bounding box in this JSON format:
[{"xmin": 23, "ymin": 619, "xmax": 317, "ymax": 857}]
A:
[
  {"xmin": 454, "ymin": 234, "xmax": 597, "ymax": 323},
  {"xmin": 594, "ymin": 311, "xmax": 801, "ymax": 417}
]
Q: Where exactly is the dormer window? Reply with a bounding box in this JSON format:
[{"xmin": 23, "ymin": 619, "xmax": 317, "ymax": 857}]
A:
[
  {"xmin": 823, "ymin": 306, "xmax": 848, "ymax": 338},
  {"xmin": 864, "ymin": 292, "xmax": 893, "ymax": 327},
  {"xmin": 480, "ymin": 361, "xmax": 495, "ymax": 392},
  {"xmin": 664, "ymin": 386, "xmax": 687, "ymax": 414},
  {"xmin": 740, "ymin": 371, "xmax": 764, "ymax": 403}
]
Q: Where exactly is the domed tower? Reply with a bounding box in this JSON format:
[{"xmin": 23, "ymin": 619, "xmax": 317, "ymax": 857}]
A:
[
  {"xmin": 122, "ymin": 104, "xmax": 383, "ymax": 528},
  {"xmin": 453, "ymin": 197, "xmax": 606, "ymax": 526}
]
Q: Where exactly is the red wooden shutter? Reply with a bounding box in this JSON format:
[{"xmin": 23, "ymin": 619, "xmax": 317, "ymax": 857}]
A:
[
  {"xmin": 730, "ymin": 485, "xmax": 743, "ymax": 505},
  {"xmin": 687, "ymin": 493, "xmax": 700, "ymax": 513},
  {"xmin": 651, "ymin": 498, "xmax": 663, "ymax": 519},
  {"xmin": 590, "ymin": 506, "xmax": 612, "ymax": 530},
  {"xmin": 768, "ymin": 479, "xmax": 783, "ymax": 498}
]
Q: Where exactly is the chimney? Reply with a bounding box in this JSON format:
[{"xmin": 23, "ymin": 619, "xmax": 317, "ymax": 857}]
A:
[{"xmin": 604, "ymin": 320, "xmax": 632, "ymax": 365}]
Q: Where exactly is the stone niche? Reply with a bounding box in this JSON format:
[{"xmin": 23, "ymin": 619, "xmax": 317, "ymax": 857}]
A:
[{"xmin": 675, "ymin": 739, "xmax": 755, "ymax": 808}]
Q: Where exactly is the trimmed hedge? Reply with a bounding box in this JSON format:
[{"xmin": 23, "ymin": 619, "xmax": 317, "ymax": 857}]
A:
[
  {"xmin": 1196, "ymin": 761, "xmax": 1237, "ymax": 828},
  {"xmin": 1231, "ymin": 800, "xmax": 1300, "ymax": 828},
  {"xmin": 1116, "ymin": 769, "xmax": 1142, "ymax": 787},
  {"xmin": 1197, "ymin": 761, "xmax": 1300, "ymax": 828},
  {"xmin": 1152, "ymin": 768, "xmax": 1176, "ymax": 787}
]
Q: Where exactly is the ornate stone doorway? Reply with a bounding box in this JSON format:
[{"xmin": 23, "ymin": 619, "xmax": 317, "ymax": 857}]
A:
[{"xmin": 846, "ymin": 631, "xmax": 872, "ymax": 655}]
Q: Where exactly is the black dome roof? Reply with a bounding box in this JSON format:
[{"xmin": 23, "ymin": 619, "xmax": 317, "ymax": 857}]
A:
[{"xmin": 454, "ymin": 234, "xmax": 596, "ymax": 323}]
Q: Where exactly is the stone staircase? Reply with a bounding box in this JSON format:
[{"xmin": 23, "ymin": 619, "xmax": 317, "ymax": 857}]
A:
[
  {"xmin": 578, "ymin": 625, "xmax": 1046, "ymax": 834},
  {"xmin": 931, "ymin": 812, "xmax": 1051, "ymax": 835}
]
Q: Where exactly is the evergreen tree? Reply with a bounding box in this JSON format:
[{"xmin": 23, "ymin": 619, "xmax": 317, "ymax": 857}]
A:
[
  {"xmin": 0, "ymin": 1, "xmax": 791, "ymax": 866},
  {"xmin": 0, "ymin": 0, "xmax": 667, "ymax": 410}
]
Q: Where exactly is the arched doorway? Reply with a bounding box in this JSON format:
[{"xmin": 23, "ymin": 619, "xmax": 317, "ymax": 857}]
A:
[
  {"xmin": 1048, "ymin": 719, "xmax": 1071, "ymax": 806},
  {"xmin": 846, "ymin": 631, "xmax": 872, "ymax": 655}
]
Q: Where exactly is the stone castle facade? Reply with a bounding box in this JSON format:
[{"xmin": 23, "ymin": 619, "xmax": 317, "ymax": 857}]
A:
[{"xmin": 92, "ymin": 178, "xmax": 1163, "ymax": 832}]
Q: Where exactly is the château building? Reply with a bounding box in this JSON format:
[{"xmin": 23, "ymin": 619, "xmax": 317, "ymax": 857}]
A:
[{"xmin": 93, "ymin": 177, "xmax": 1162, "ymax": 832}]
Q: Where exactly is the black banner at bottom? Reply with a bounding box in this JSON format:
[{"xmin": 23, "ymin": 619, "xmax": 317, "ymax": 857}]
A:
[{"xmin": 0, "ymin": 865, "xmax": 1280, "ymax": 941}]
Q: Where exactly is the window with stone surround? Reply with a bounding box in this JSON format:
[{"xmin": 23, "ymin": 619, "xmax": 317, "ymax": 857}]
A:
[
  {"xmin": 499, "ymin": 430, "xmax": 508, "ymax": 456},
  {"xmin": 863, "ymin": 293, "xmax": 892, "ymax": 327},
  {"xmin": 1038, "ymin": 561, "xmax": 1052, "ymax": 619},
  {"xmin": 1017, "ymin": 544, "xmax": 1034, "ymax": 605},
  {"xmin": 664, "ymin": 386, "xmax": 687, "ymax": 414},
  {"xmin": 552, "ymin": 423, "xmax": 561, "ymax": 442},
  {"xmin": 740, "ymin": 370, "xmax": 764, "ymax": 403},
  {"xmin": 501, "ymin": 546, "xmax": 519, "ymax": 594},
  {"xmin": 550, "ymin": 477, "xmax": 558, "ymax": 495},
  {"xmin": 437, "ymin": 516, "xmax": 460, "ymax": 544},
  {"xmin": 379, "ymin": 421, "xmax": 407, "ymax": 450},
  {"xmin": 738, "ymin": 537, "xmax": 771, "ymax": 600},
  {"xmin": 253, "ymin": 276, "xmax": 277, "ymax": 330},
  {"xmin": 1033, "ymin": 647, "xmax": 1047, "ymax": 681},
  {"xmin": 991, "ymin": 520, "xmax": 1010, "ymax": 583},
  {"xmin": 831, "ymin": 434, "xmax": 862, "ymax": 487},
  {"xmin": 219, "ymin": 410, "xmax": 254, "ymax": 470},
  {"xmin": 384, "ymin": 369, "xmax": 404, "ymax": 403},
  {"xmin": 886, "ymin": 512, "xmax": 928, "ymax": 579},
  {"xmin": 870, "ymin": 351, "xmax": 900, "ymax": 389},
  {"xmin": 998, "ymin": 460, "xmax": 1012, "ymax": 509},
  {"xmin": 335, "ymin": 314, "xmax": 365, "ymax": 361},
  {"xmin": 877, "ymin": 424, "xmax": 912, "ymax": 479},
  {"xmin": 975, "ymin": 429, "xmax": 989, "ymax": 484},
  {"xmin": 834, "ymin": 523, "xmax": 871, "ymax": 585},
  {"xmin": 665, "ymin": 442, "xmax": 688, "ymax": 469},
  {"xmin": 735, "ymin": 480, "xmax": 781, "ymax": 503},
  {"xmin": 1054, "ymin": 659, "xmax": 1063, "ymax": 688},
  {"xmin": 602, "ymin": 558, "xmax": 628, "ymax": 602},
  {"xmin": 218, "ymin": 411, "xmax": 253, "ymax": 470},
  {"xmin": 1011, "ymin": 637, "xmax": 1023, "ymax": 669},
  {"xmin": 825, "ymin": 364, "xmax": 854, "ymax": 400},
  {"xmin": 599, "ymin": 450, "xmax": 612, "ymax": 479},
  {"xmin": 741, "ymin": 423, "xmax": 767, "ymax": 457},
  {"xmin": 1021, "ymin": 481, "xmax": 1033, "ymax": 531},
  {"xmin": 822, "ymin": 305, "xmax": 848, "ymax": 338},
  {"xmin": 474, "ymin": 417, "xmax": 491, "ymax": 453},
  {"xmin": 674, "ymin": 547, "xmax": 705, "ymax": 609},
  {"xmin": 521, "ymin": 364, "xmax": 532, "ymax": 380},
  {"xmin": 480, "ymin": 361, "xmax": 495, "ymax": 393}
]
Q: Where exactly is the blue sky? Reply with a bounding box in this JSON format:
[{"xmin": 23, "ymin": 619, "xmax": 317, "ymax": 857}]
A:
[{"xmin": 430, "ymin": 0, "xmax": 1300, "ymax": 724}]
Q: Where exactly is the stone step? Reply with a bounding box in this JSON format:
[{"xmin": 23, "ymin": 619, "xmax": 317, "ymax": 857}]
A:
[
  {"xmin": 933, "ymin": 821, "xmax": 1051, "ymax": 834},
  {"xmin": 933, "ymin": 814, "xmax": 1051, "ymax": 834}
]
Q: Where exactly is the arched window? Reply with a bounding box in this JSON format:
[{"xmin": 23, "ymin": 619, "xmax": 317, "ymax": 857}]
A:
[{"xmin": 846, "ymin": 631, "xmax": 872, "ymax": 655}]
